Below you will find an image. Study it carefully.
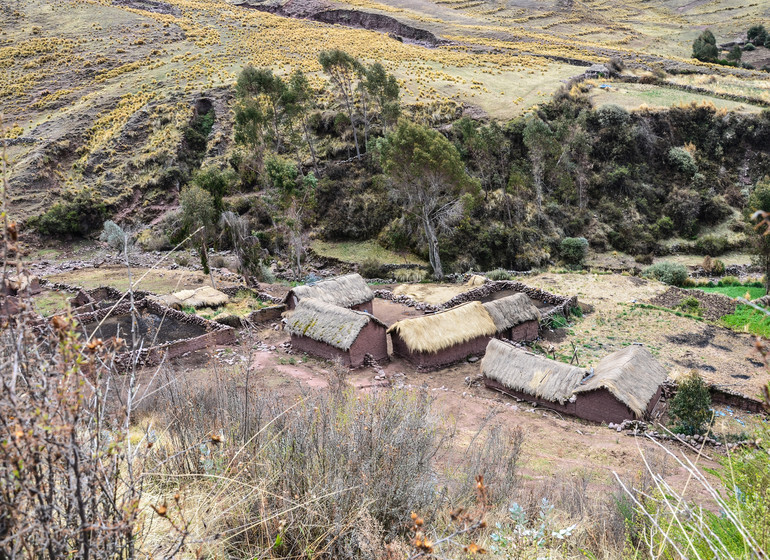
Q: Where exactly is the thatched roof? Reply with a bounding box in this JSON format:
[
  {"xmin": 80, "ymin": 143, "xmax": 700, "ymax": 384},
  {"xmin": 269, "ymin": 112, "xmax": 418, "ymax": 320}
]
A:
[
  {"xmin": 481, "ymin": 339, "xmax": 586, "ymax": 404},
  {"xmin": 572, "ymin": 345, "xmax": 667, "ymax": 418},
  {"xmin": 286, "ymin": 299, "xmax": 384, "ymax": 351},
  {"xmin": 482, "ymin": 293, "xmax": 541, "ymax": 332},
  {"xmin": 169, "ymin": 286, "xmax": 229, "ymax": 309},
  {"xmin": 387, "ymin": 301, "xmax": 497, "ymax": 354},
  {"xmin": 286, "ymin": 274, "xmax": 374, "ymax": 308}
]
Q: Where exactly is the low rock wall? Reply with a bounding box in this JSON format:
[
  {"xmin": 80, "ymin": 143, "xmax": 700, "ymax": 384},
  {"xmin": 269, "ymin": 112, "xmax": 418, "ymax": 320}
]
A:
[
  {"xmin": 246, "ymin": 304, "xmax": 286, "ymax": 324},
  {"xmin": 374, "ymin": 281, "xmax": 578, "ymax": 322},
  {"xmin": 75, "ymin": 298, "xmax": 235, "ymax": 371}
]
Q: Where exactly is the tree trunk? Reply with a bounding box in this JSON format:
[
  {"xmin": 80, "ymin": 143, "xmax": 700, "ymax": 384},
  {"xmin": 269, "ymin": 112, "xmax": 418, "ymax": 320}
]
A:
[
  {"xmin": 422, "ymin": 214, "xmax": 443, "ymax": 280},
  {"xmin": 302, "ymin": 117, "xmax": 319, "ymax": 174},
  {"xmin": 343, "ymin": 93, "xmax": 361, "ymax": 158}
]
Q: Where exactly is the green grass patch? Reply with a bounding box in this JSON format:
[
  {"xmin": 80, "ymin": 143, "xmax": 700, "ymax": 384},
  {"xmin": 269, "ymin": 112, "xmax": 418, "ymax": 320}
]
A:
[
  {"xmin": 32, "ymin": 291, "xmax": 72, "ymax": 317},
  {"xmin": 721, "ymin": 304, "xmax": 770, "ymax": 338},
  {"xmin": 310, "ymin": 240, "xmax": 427, "ymax": 266},
  {"xmin": 694, "ymin": 286, "xmax": 766, "ymax": 299}
]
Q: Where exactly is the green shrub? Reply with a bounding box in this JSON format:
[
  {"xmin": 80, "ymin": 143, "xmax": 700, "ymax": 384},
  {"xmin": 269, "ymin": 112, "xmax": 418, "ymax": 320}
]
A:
[
  {"xmin": 675, "ymin": 296, "xmax": 702, "ymax": 316},
  {"xmin": 695, "ymin": 234, "xmax": 728, "ymax": 257},
  {"xmin": 654, "ymin": 216, "xmax": 675, "ymax": 239},
  {"xmin": 668, "ymin": 147, "xmax": 698, "ymax": 177},
  {"xmin": 717, "ymin": 275, "xmax": 741, "ymax": 287},
  {"xmin": 669, "ymin": 373, "xmax": 712, "ymax": 436},
  {"xmin": 744, "ymin": 42, "xmax": 756, "ymax": 51},
  {"xmin": 487, "ymin": 268, "xmax": 511, "ymax": 281},
  {"xmin": 560, "ymin": 237, "xmax": 589, "ymax": 266},
  {"xmin": 31, "ymin": 189, "xmax": 108, "ymax": 237},
  {"xmin": 359, "ymin": 257, "xmax": 385, "ymax": 278},
  {"xmin": 643, "ymin": 262, "xmax": 689, "ymax": 286}
]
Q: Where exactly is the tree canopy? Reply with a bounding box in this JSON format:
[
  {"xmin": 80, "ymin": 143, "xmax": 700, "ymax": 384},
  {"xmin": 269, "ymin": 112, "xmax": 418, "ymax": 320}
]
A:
[{"xmin": 378, "ymin": 120, "xmax": 479, "ymax": 278}]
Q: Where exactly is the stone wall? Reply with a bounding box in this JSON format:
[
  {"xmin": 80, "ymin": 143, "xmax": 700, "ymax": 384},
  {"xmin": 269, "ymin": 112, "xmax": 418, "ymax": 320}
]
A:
[
  {"xmin": 75, "ymin": 298, "xmax": 235, "ymax": 371},
  {"xmin": 246, "ymin": 304, "xmax": 286, "ymax": 324},
  {"xmin": 710, "ymin": 387, "xmax": 766, "ymax": 413},
  {"xmin": 374, "ymin": 280, "xmax": 579, "ymax": 322},
  {"xmin": 219, "ymin": 285, "xmax": 283, "ymax": 304}
]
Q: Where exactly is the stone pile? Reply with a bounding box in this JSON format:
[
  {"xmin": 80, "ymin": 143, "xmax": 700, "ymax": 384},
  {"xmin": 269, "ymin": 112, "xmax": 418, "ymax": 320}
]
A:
[{"xmin": 607, "ymin": 420, "xmax": 755, "ymax": 451}]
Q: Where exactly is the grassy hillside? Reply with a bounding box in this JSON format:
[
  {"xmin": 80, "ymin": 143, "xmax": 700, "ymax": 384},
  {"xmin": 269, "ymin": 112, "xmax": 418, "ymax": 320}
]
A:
[{"xmin": 3, "ymin": 0, "xmax": 769, "ymax": 220}]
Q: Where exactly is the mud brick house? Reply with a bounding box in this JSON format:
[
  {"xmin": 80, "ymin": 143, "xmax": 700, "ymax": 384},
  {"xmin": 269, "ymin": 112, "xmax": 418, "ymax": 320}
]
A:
[
  {"xmin": 571, "ymin": 345, "xmax": 667, "ymax": 424},
  {"xmin": 285, "ymin": 298, "xmax": 387, "ymax": 368},
  {"xmin": 284, "ymin": 273, "xmax": 374, "ymax": 313},
  {"xmin": 482, "ymin": 293, "xmax": 541, "ymax": 342},
  {"xmin": 388, "ymin": 301, "xmax": 497, "ymax": 369},
  {"xmin": 483, "ymin": 340, "xmax": 667, "ymax": 424}
]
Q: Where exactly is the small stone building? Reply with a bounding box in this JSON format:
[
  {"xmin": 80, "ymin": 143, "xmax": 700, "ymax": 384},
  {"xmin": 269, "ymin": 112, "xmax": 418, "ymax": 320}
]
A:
[
  {"xmin": 388, "ymin": 301, "xmax": 497, "ymax": 369},
  {"xmin": 284, "ymin": 273, "xmax": 374, "ymax": 313},
  {"xmin": 482, "ymin": 293, "xmax": 541, "ymax": 342},
  {"xmin": 483, "ymin": 340, "xmax": 667, "ymax": 424},
  {"xmin": 285, "ymin": 298, "xmax": 387, "ymax": 368}
]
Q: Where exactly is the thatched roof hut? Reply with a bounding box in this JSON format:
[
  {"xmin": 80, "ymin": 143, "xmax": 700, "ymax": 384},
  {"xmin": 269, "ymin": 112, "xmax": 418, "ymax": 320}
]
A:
[
  {"xmin": 482, "ymin": 293, "xmax": 541, "ymax": 332},
  {"xmin": 286, "ymin": 299, "xmax": 385, "ymax": 351},
  {"xmin": 482, "ymin": 339, "xmax": 586, "ymax": 404},
  {"xmin": 285, "ymin": 274, "xmax": 374, "ymax": 311},
  {"xmin": 388, "ymin": 301, "xmax": 497, "ymax": 354},
  {"xmin": 572, "ymin": 345, "xmax": 667, "ymax": 418}
]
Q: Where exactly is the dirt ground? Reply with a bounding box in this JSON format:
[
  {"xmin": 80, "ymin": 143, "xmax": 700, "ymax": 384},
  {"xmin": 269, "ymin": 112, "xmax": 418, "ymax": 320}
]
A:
[
  {"xmin": 40, "ymin": 261, "xmax": 767, "ymax": 508},
  {"xmin": 153, "ymin": 327, "xmax": 728, "ymax": 511}
]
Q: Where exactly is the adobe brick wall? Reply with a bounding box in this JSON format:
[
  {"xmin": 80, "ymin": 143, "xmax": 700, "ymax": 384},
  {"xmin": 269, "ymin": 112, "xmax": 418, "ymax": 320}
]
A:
[
  {"xmin": 291, "ymin": 333, "xmax": 353, "ymax": 366},
  {"xmin": 75, "ymin": 298, "xmax": 236, "ymax": 371},
  {"xmin": 574, "ymin": 388, "xmax": 635, "ymax": 424},
  {"xmin": 348, "ymin": 321, "xmax": 388, "ymax": 366},
  {"xmin": 290, "ymin": 321, "xmax": 387, "ymax": 368},
  {"xmin": 246, "ymin": 304, "xmax": 286, "ymax": 324},
  {"xmin": 507, "ymin": 320, "xmax": 539, "ymax": 342},
  {"xmin": 391, "ymin": 332, "xmax": 491, "ymax": 370}
]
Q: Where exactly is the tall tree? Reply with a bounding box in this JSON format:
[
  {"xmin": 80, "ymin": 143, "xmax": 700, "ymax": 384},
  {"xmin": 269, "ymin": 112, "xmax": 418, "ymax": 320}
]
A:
[
  {"xmin": 523, "ymin": 116, "xmax": 556, "ymax": 214},
  {"xmin": 378, "ymin": 121, "xmax": 479, "ymax": 279},
  {"xmin": 363, "ymin": 62, "xmax": 400, "ymax": 133},
  {"xmin": 319, "ymin": 49, "xmax": 362, "ymax": 157},
  {"xmin": 749, "ymin": 178, "xmax": 770, "ymax": 292},
  {"xmin": 180, "ymin": 184, "xmax": 217, "ymax": 286},
  {"xmin": 265, "ymin": 156, "xmax": 316, "ymax": 279},
  {"xmin": 285, "ymin": 70, "xmax": 320, "ymax": 174},
  {"xmin": 236, "ymin": 66, "xmax": 287, "ymax": 152},
  {"xmin": 233, "ymin": 96, "xmax": 268, "ymax": 180}
]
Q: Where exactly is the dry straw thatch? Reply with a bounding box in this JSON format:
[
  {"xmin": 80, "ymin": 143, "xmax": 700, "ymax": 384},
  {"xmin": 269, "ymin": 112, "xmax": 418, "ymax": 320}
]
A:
[
  {"xmin": 481, "ymin": 339, "xmax": 586, "ymax": 404},
  {"xmin": 573, "ymin": 345, "xmax": 667, "ymax": 417},
  {"xmin": 286, "ymin": 299, "xmax": 383, "ymax": 351},
  {"xmin": 167, "ymin": 286, "xmax": 229, "ymax": 309},
  {"xmin": 287, "ymin": 274, "xmax": 374, "ymax": 308},
  {"xmin": 387, "ymin": 301, "xmax": 497, "ymax": 354},
  {"xmin": 482, "ymin": 293, "xmax": 541, "ymax": 332}
]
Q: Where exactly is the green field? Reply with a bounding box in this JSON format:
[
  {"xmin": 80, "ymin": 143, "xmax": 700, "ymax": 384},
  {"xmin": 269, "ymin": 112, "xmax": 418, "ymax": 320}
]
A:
[
  {"xmin": 721, "ymin": 304, "xmax": 770, "ymax": 338},
  {"xmin": 696, "ymin": 286, "xmax": 766, "ymax": 299}
]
